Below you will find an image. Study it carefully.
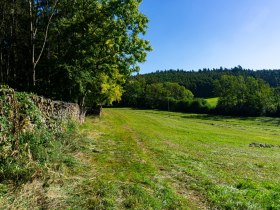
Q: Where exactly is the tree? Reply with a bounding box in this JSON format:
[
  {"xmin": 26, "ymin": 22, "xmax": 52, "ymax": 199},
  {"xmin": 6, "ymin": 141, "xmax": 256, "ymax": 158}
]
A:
[
  {"xmin": 0, "ymin": 0, "xmax": 30, "ymax": 88},
  {"xmin": 0, "ymin": 0, "xmax": 59, "ymax": 90},
  {"xmin": 162, "ymin": 82, "xmax": 193, "ymax": 101},
  {"xmin": 214, "ymin": 75, "xmax": 275, "ymax": 116},
  {"xmin": 51, "ymin": 0, "xmax": 151, "ymax": 113},
  {"xmin": 145, "ymin": 82, "xmax": 193, "ymax": 110},
  {"xmin": 28, "ymin": 0, "xmax": 59, "ymax": 87},
  {"xmin": 122, "ymin": 77, "xmax": 146, "ymax": 107}
]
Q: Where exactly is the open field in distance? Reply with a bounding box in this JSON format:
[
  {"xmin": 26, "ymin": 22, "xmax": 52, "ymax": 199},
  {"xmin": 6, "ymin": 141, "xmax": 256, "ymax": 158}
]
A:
[{"xmin": 205, "ymin": 97, "xmax": 219, "ymax": 108}]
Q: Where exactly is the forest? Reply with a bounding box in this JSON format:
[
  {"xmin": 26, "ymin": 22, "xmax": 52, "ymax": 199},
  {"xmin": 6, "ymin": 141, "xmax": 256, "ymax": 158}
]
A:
[
  {"xmin": 120, "ymin": 67, "xmax": 280, "ymax": 116},
  {"xmin": 131, "ymin": 66, "xmax": 280, "ymax": 97},
  {"xmin": 0, "ymin": 0, "xmax": 151, "ymax": 111}
]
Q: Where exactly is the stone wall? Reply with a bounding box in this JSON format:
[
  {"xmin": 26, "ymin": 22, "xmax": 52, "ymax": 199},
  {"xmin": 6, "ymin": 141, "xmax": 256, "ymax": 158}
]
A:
[
  {"xmin": 31, "ymin": 96, "xmax": 84, "ymax": 125},
  {"xmin": 0, "ymin": 88, "xmax": 84, "ymax": 134}
]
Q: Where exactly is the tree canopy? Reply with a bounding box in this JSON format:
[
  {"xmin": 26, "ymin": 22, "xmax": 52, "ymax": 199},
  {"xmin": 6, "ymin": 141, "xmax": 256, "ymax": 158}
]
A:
[
  {"xmin": 120, "ymin": 79, "xmax": 210, "ymax": 113},
  {"xmin": 133, "ymin": 67, "xmax": 280, "ymax": 98},
  {"xmin": 215, "ymin": 75, "xmax": 275, "ymax": 116},
  {"xmin": 120, "ymin": 71, "xmax": 280, "ymax": 117},
  {"xmin": 0, "ymin": 0, "xmax": 151, "ymax": 110}
]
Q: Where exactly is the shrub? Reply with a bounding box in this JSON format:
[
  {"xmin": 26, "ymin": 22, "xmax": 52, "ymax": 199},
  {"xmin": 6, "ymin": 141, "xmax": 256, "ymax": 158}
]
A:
[{"xmin": 188, "ymin": 98, "xmax": 211, "ymax": 113}]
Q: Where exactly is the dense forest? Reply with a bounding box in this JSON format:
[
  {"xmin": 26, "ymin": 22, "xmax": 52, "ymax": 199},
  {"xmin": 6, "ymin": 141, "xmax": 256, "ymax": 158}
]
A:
[
  {"xmin": 0, "ymin": 0, "xmax": 151, "ymax": 111},
  {"xmin": 131, "ymin": 66, "xmax": 280, "ymax": 97}
]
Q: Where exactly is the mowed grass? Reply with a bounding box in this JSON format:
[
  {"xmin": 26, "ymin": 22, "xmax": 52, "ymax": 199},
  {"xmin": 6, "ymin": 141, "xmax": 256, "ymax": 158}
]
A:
[
  {"xmin": 79, "ymin": 108, "xmax": 280, "ymax": 209},
  {"xmin": 205, "ymin": 97, "xmax": 219, "ymax": 108},
  {"xmin": 2, "ymin": 108, "xmax": 280, "ymax": 209}
]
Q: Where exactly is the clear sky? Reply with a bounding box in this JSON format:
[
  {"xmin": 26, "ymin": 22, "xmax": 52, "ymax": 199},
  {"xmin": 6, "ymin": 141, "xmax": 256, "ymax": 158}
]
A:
[{"xmin": 138, "ymin": 0, "xmax": 280, "ymax": 74}]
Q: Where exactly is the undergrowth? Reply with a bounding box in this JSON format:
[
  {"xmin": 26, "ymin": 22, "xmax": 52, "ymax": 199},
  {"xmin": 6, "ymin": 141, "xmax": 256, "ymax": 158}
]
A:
[{"xmin": 0, "ymin": 88, "xmax": 81, "ymax": 209}]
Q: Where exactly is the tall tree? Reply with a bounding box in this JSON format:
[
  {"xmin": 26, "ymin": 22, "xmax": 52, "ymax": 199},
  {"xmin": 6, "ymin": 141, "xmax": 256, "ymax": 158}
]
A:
[
  {"xmin": 0, "ymin": 0, "xmax": 151, "ymax": 113},
  {"xmin": 52, "ymin": 0, "xmax": 151, "ymax": 112}
]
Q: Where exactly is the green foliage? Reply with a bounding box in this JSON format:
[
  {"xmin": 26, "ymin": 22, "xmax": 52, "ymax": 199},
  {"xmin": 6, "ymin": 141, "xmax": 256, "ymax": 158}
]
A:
[
  {"xmin": 0, "ymin": 89, "xmax": 78, "ymax": 183},
  {"xmin": 120, "ymin": 79, "xmax": 212, "ymax": 113},
  {"xmin": 123, "ymin": 72, "xmax": 279, "ymax": 116},
  {"xmin": 1, "ymin": 0, "xmax": 151, "ymax": 111},
  {"xmin": 0, "ymin": 90, "xmax": 44, "ymax": 177},
  {"xmin": 133, "ymin": 67, "xmax": 280, "ymax": 98},
  {"xmin": 49, "ymin": 0, "xmax": 151, "ymax": 109},
  {"xmin": 215, "ymin": 75, "xmax": 275, "ymax": 116},
  {"xmin": 0, "ymin": 119, "xmax": 80, "ymax": 208},
  {"xmin": 146, "ymin": 82, "xmax": 194, "ymax": 104},
  {"xmin": 121, "ymin": 77, "xmax": 147, "ymax": 107},
  {"xmin": 188, "ymin": 98, "xmax": 211, "ymax": 113}
]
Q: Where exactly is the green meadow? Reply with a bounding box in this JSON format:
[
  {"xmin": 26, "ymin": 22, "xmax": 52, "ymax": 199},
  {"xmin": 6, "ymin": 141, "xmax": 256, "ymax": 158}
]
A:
[
  {"xmin": 205, "ymin": 97, "xmax": 219, "ymax": 108},
  {"xmin": 2, "ymin": 108, "xmax": 280, "ymax": 209},
  {"xmin": 77, "ymin": 108, "xmax": 280, "ymax": 209}
]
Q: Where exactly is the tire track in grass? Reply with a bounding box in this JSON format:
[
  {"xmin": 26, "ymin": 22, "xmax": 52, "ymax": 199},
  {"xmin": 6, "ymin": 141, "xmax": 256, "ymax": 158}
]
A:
[
  {"xmin": 110, "ymin": 109, "xmax": 209, "ymax": 209},
  {"xmin": 76, "ymin": 110, "xmax": 191, "ymax": 209}
]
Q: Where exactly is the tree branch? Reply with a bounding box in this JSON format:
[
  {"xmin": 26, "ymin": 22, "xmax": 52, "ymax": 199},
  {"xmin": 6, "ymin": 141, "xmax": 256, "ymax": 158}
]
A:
[{"xmin": 34, "ymin": 0, "xmax": 59, "ymax": 69}]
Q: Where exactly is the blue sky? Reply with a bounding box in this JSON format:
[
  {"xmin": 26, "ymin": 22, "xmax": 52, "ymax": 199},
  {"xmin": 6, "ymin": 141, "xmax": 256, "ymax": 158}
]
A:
[{"xmin": 138, "ymin": 0, "xmax": 280, "ymax": 74}]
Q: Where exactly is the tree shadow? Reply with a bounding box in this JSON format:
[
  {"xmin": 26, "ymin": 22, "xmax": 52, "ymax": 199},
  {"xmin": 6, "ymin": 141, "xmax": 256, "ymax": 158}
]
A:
[
  {"xmin": 111, "ymin": 107, "xmax": 280, "ymax": 125},
  {"xmin": 181, "ymin": 114, "xmax": 280, "ymax": 125}
]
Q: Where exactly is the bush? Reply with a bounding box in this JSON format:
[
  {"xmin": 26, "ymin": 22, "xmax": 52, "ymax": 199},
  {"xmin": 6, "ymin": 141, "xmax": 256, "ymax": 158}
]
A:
[{"xmin": 188, "ymin": 99, "xmax": 211, "ymax": 113}]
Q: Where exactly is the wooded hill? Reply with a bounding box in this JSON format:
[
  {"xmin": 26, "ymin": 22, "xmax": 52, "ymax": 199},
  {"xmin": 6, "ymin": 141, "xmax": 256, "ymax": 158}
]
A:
[
  {"xmin": 119, "ymin": 67, "xmax": 280, "ymax": 116},
  {"xmin": 133, "ymin": 66, "xmax": 280, "ymax": 98}
]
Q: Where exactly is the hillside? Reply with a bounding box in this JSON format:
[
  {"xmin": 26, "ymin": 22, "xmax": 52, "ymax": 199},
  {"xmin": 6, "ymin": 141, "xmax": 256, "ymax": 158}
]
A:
[{"xmin": 134, "ymin": 67, "xmax": 280, "ymax": 97}]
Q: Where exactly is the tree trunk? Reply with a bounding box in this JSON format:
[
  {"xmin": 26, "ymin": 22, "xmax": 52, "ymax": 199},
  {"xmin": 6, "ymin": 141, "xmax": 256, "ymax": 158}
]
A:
[
  {"xmin": 78, "ymin": 95, "xmax": 86, "ymax": 123},
  {"xmin": 98, "ymin": 105, "xmax": 103, "ymax": 118},
  {"xmin": 0, "ymin": 46, "xmax": 3, "ymax": 84},
  {"xmin": 29, "ymin": 0, "xmax": 35, "ymax": 88},
  {"xmin": 29, "ymin": 0, "xmax": 59, "ymax": 88}
]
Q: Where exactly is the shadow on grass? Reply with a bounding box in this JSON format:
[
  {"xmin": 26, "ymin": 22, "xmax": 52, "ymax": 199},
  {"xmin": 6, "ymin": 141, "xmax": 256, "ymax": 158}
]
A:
[
  {"xmin": 110, "ymin": 107, "xmax": 280, "ymax": 125},
  {"xmin": 181, "ymin": 114, "xmax": 280, "ymax": 125}
]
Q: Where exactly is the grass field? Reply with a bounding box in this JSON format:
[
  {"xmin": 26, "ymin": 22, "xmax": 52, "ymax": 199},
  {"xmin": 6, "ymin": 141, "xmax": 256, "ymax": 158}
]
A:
[
  {"xmin": 2, "ymin": 108, "xmax": 280, "ymax": 209},
  {"xmin": 76, "ymin": 108, "xmax": 280, "ymax": 209},
  {"xmin": 205, "ymin": 97, "xmax": 219, "ymax": 108}
]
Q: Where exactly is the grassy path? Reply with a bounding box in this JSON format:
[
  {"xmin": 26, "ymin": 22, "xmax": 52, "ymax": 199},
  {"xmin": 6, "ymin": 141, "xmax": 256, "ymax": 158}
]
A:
[
  {"xmin": 74, "ymin": 109, "xmax": 193, "ymax": 209},
  {"xmin": 72, "ymin": 108, "xmax": 280, "ymax": 209}
]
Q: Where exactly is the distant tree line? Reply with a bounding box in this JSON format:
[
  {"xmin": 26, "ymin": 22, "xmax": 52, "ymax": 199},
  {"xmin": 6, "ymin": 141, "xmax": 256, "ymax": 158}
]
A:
[
  {"xmin": 119, "ymin": 69, "xmax": 280, "ymax": 117},
  {"xmin": 118, "ymin": 78, "xmax": 212, "ymax": 113},
  {"xmin": 0, "ymin": 0, "xmax": 151, "ymax": 112},
  {"xmin": 133, "ymin": 66, "xmax": 280, "ymax": 98},
  {"xmin": 215, "ymin": 75, "xmax": 280, "ymax": 116}
]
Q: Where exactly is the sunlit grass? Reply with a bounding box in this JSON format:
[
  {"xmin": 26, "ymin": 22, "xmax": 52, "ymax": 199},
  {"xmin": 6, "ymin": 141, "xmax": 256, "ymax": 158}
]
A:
[
  {"xmin": 205, "ymin": 97, "xmax": 219, "ymax": 108},
  {"xmin": 88, "ymin": 108, "xmax": 280, "ymax": 209},
  {"xmin": 2, "ymin": 108, "xmax": 280, "ymax": 209}
]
